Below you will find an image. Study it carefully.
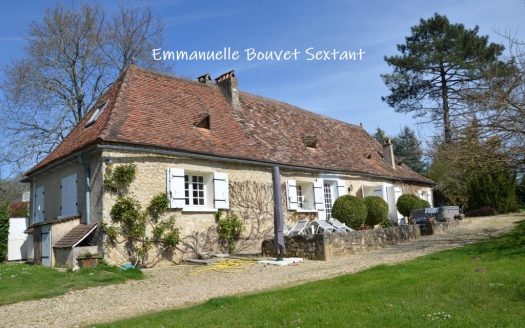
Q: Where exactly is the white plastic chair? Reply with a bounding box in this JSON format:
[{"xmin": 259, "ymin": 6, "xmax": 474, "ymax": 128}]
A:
[
  {"xmin": 329, "ymin": 218, "xmax": 354, "ymax": 232},
  {"xmin": 286, "ymin": 220, "xmax": 309, "ymax": 236},
  {"xmin": 311, "ymin": 219, "xmax": 336, "ymax": 234}
]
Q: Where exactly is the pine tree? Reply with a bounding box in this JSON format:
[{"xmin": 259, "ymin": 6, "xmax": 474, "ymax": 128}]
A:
[
  {"xmin": 392, "ymin": 126, "xmax": 425, "ymax": 173},
  {"xmin": 373, "ymin": 128, "xmax": 388, "ymax": 145},
  {"xmin": 382, "ymin": 13, "xmax": 507, "ymax": 144}
]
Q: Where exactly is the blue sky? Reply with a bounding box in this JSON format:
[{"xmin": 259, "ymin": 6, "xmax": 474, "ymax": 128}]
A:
[{"xmin": 0, "ymin": 0, "xmax": 524, "ymax": 173}]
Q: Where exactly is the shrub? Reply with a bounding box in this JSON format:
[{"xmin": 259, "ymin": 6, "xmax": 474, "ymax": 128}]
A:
[
  {"xmin": 419, "ymin": 199, "xmax": 431, "ymax": 209},
  {"xmin": 396, "ymin": 194, "xmax": 421, "ymax": 217},
  {"xmin": 380, "ymin": 217, "xmax": 394, "ymax": 228},
  {"xmin": 332, "ymin": 195, "xmax": 367, "ymax": 229},
  {"xmin": 465, "ymin": 207, "xmax": 498, "ymax": 217},
  {"xmin": 363, "ymin": 196, "xmax": 389, "ymax": 226},
  {"xmin": 467, "ymin": 169, "xmax": 517, "ymax": 214},
  {"xmin": 218, "ymin": 214, "xmax": 244, "ymax": 254},
  {"xmin": 0, "ymin": 203, "xmax": 8, "ymax": 262},
  {"xmin": 9, "ymin": 202, "xmax": 29, "ymax": 217}
]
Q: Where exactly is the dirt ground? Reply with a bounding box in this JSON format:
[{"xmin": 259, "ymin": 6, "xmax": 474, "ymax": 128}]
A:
[{"xmin": 1, "ymin": 213, "xmax": 522, "ymax": 328}]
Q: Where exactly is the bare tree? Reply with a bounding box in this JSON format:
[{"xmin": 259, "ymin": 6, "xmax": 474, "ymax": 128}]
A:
[
  {"xmin": 0, "ymin": 3, "xmax": 168, "ymax": 174},
  {"xmin": 464, "ymin": 33, "xmax": 525, "ymax": 170}
]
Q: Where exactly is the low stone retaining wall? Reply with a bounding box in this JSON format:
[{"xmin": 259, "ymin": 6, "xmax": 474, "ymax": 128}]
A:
[
  {"xmin": 262, "ymin": 224, "xmax": 421, "ymax": 261},
  {"xmin": 424, "ymin": 218, "xmax": 468, "ymax": 235}
]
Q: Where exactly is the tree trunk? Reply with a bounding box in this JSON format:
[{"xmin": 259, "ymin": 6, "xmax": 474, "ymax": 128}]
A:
[{"xmin": 440, "ymin": 63, "xmax": 452, "ymax": 144}]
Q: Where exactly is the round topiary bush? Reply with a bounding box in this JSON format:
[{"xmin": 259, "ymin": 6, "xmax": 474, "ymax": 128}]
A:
[
  {"xmin": 331, "ymin": 195, "xmax": 367, "ymax": 229},
  {"xmin": 419, "ymin": 199, "xmax": 431, "ymax": 209},
  {"xmin": 363, "ymin": 196, "xmax": 389, "ymax": 227},
  {"xmin": 396, "ymin": 194, "xmax": 421, "ymax": 217}
]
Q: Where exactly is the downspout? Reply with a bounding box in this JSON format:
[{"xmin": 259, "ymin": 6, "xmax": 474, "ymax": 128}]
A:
[
  {"xmin": 31, "ymin": 177, "xmax": 36, "ymax": 224},
  {"xmin": 78, "ymin": 156, "xmax": 91, "ymax": 225},
  {"xmin": 272, "ymin": 166, "xmax": 285, "ymax": 260}
]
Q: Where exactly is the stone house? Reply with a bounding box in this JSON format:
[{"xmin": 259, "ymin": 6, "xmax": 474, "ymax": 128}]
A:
[{"xmin": 23, "ymin": 65, "xmax": 433, "ymax": 267}]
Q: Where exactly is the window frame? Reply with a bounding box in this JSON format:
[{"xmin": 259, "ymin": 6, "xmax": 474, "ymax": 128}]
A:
[
  {"xmin": 295, "ymin": 182, "xmax": 316, "ymax": 212},
  {"xmin": 85, "ymin": 102, "xmax": 107, "ymax": 127},
  {"xmin": 184, "ymin": 174, "xmax": 206, "ymax": 208},
  {"xmin": 324, "ymin": 183, "xmax": 333, "ymax": 219}
]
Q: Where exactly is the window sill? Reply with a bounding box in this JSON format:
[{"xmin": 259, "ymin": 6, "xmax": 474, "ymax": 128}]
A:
[
  {"xmin": 182, "ymin": 208, "xmax": 218, "ymax": 213},
  {"xmin": 295, "ymin": 209, "xmax": 319, "ymax": 213}
]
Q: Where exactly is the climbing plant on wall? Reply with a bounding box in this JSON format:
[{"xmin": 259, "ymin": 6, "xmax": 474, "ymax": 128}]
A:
[{"xmin": 101, "ymin": 164, "xmax": 180, "ymax": 268}]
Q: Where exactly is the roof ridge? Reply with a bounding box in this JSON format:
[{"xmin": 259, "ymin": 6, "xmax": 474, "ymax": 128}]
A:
[
  {"xmin": 130, "ymin": 65, "xmax": 219, "ymax": 89},
  {"xmin": 239, "ymin": 91, "xmax": 363, "ymax": 129}
]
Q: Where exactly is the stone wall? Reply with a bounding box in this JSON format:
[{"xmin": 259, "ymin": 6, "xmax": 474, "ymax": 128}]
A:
[
  {"xmin": 262, "ymin": 224, "xmax": 421, "ymax": 260},
  {"xmin": 54, "ymin": 245, "xmax": 99, "ymax": 268},
  {"xmin": 426, "ymin": 219, "xmax": 466, "ymax": 235}
]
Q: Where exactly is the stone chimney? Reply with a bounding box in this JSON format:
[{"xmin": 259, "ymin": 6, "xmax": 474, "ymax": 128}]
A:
[
  {"xmin": 215, "ymin": 70, "xmax": 240, "ymax": 110},
  {"xmin": 383, "ymin": 138, "xmax": 396, "ymax": 170},
  {"xmin": 197, "ymin": 73, "xmax": 214, "ymax": 85}
]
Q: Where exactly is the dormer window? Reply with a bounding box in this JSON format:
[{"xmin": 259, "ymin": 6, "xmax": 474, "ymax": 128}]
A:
[
  {"xmin": 195, "ymin": 114, "xmax": 210, "ymax": 129},
  {"xmin": 302, "ymin": 135, "xmax": 318, "ymax": 149},
  {"xmin": 86, "ymin": 102, "xmax": 107, "ymax": 127}
]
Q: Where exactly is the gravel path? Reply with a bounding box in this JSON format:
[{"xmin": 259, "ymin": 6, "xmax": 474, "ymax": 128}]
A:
[{"xmin": 2, "ymin": 214, "xmax": 522, "ymax": 328}]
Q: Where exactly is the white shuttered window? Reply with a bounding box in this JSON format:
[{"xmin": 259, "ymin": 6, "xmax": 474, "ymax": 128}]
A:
[
  {"xmin": 34, "ymin": 186, "xmax": 45, "ymax": 223},
  {"xmin": 167, "ymin": 168, "xmax": 229, "ymax": 210},
  {"xmin": 60, "ymin": 174, "xmax": 78, "ymax": 217}
]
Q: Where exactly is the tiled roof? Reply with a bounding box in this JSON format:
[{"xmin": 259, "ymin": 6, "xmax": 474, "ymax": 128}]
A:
[
  {"xmin": 54, "ymin": 223, "xmax": 97, "ymax": 248},
  {"xmin": 26, "ymin": 65, "xmax": 433, "ymax": 184}
]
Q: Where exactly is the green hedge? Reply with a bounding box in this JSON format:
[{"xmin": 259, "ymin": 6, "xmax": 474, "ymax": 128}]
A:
[
  {"xmin": 0, "ymin": 203, "xmax": 9, "ymax": 262},
  {"xmin": 332, "ymin": 195, "xmax": 367, "ymax": 229},
  {"xmin": 467, "ymin": 169, "xmax": 517, "ymax": 214},
  {"xmin": 363, "ymin": 196, "xmax": 389, "ymax": 226}
]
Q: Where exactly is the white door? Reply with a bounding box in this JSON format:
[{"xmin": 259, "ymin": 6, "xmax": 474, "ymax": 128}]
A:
[
  {"xmin": 386, "ymin": 186, "xmax": 403, "ymax": 222},
  {"xmin": 41, "ymin": 225, "xmax": 51, "ymax": 267}
]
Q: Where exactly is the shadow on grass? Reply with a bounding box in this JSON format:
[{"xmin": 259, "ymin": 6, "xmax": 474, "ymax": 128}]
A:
[{"xmin": 457, "ymin": 220, "xmax": 525, "ymax": 258}]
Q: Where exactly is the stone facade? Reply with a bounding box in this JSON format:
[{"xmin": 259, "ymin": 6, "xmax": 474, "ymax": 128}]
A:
[
  {"xmin": 27, "ymin": 147, "xmax": 434, "ymax": 267},
  {"xmin": 262, "ymin": 225, "xmax": 421, "ymax": 260}
]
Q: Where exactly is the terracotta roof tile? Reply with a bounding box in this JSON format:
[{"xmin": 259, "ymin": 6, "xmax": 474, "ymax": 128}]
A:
[{"xmin": 26, "ymin": 66, "xmax": 433, "ymax": 184}]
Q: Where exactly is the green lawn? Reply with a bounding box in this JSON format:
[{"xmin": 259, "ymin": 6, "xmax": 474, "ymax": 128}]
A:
[
  {"xmin": 0, "ymin": 262, "xmax": 142, "ymax": 305},
  {"xmin": 98, "ymin": 218, "xmax": 525, "ymax": 328}
]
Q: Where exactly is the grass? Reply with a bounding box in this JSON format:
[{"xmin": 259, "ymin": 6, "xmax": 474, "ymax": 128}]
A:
[
  {"xmin": 0, "ymin": 262, "xmax": 143, "ymax": 305},
  {"xmin": 97, "ymin": 219, "xmax": 525, "ymax": 328}
]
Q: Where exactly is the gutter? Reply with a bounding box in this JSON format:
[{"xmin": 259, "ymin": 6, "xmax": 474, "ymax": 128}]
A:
[
  {"xmin": 98, "ymin": 142, "xmax": 435, "ymax": 186},
  {"xmin": 21, "ymin": 144, "xmax": 98, "ymax": 182}
]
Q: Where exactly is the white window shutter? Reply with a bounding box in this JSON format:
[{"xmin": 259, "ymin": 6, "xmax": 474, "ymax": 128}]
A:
[
  {"xmin": 337, "ymin": 180, "xmax": 346, "ymax": 199},
  {"xmin": 167, "ymin": 168, "xmax": 185, "ymax": 208},
  {"xmin": 313, "ymin": 178, "xmax": 325, "ymax": 215},
  {"xmin": 213, "ymin": 172, "xmax": 229, "ymax": 209},
  {"xmin": 287, "ymin": 180, "xmax": 298, "ymax": 210},
  {"xmin": 61, "ymin": 174, "xmax": 78, "ymax": 217},
  {"xmin": 394, "ymin": 187, "xmax": 403, "ymax": 201},
  {"xmin": 34, "ymin": 186, "xmax": 45, "ymax": 222}
]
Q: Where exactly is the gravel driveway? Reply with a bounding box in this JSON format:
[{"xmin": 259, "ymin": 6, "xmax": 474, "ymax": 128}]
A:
[{"xmin": 1, "ymin": 214, "xmax": 522, "ymax": 328}]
